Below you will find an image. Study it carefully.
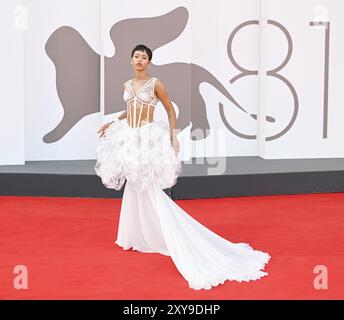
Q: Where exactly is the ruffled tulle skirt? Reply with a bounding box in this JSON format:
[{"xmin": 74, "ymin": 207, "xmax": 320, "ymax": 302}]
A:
[{"xmin": 95, "ymin": 119, "xmax": 182, "ymax": 192}]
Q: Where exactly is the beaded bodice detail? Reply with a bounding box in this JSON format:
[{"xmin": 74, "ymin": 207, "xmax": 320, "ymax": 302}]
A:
[{"xmin": 123, "ymin": 77, "xmax": 159, "ymax": 128}]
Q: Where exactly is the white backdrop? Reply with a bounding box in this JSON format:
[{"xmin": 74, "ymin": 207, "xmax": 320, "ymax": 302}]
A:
[
  {"xmin": 1, "ymin": 0, "xmax": 344, "ymax": 165},
  {"xmin": 0, "ymin": 0, "xmax": 25, "ymax": 165},
  {"xmin": 23, "ymin": 0, "xmax": 100, "ymax": 161},
  {"xmin": 259, "ymin": 0, "xmax": 344, "ymax": 158},
  {"xmin": 190, "ymin": 0, "xmax": 260, "ymax": 158}
]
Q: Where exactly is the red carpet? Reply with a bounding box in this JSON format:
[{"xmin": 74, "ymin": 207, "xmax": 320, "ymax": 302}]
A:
[{"xmin": 0, "ymin": 192, "xmax": 343, "ymax": 300}]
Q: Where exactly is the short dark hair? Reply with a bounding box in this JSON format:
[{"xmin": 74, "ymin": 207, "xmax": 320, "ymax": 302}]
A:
[{"xmin": 131, "ymin": 44, "xmax": 153, "ymax": 61}]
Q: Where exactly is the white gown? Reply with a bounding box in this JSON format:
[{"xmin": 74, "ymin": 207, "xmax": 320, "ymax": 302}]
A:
[{"xmin": 95, "ymin": 77, "xmax": 271, "ymax": 290}]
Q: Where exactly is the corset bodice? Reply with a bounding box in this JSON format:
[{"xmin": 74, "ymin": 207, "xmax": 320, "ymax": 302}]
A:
[{"xmin": 123, "ymin": 77, "xmax": 160, "ymax": 128}]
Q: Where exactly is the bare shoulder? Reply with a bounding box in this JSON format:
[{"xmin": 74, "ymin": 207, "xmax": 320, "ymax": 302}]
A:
[
  {"xmin": 154, "ymin": 78, "xmax": 167, "ymax": 92},
  {"xmin": 154, "ymin": 78, "xmax": 171, "ymax": 101}
]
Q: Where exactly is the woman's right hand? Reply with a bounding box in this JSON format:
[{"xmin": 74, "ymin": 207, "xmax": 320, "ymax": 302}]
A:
[{"xmin": 97, "ymin": 121, "xmax": 113, "ymax": 138}]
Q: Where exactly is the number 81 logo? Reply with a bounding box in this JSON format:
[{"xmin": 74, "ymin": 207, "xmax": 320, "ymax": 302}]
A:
[{"xmin": 220, "ymin": 20, "xmax": 330, "ymax": 141}]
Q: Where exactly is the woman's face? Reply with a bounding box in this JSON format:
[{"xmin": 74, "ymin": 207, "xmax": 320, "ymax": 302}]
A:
[{"xmin": 131, "ymin": 50, "xmax": 150, "ymax": 71}]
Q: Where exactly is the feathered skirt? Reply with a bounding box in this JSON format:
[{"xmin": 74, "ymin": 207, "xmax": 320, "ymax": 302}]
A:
[{"xmin": 95, "ymin": 119, "xmax": 182, "ymax": 192}]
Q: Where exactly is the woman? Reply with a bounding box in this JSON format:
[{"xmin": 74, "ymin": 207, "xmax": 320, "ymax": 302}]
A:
[{"xmin": 95, "ymin": 44, "xmax": 271, "ymax": 290}]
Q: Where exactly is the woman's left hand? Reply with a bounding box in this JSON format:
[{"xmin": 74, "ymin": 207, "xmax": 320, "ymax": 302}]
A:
[{"xmin": 171, "ymin": 137, "xmax": 180, "ymax": 156}]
